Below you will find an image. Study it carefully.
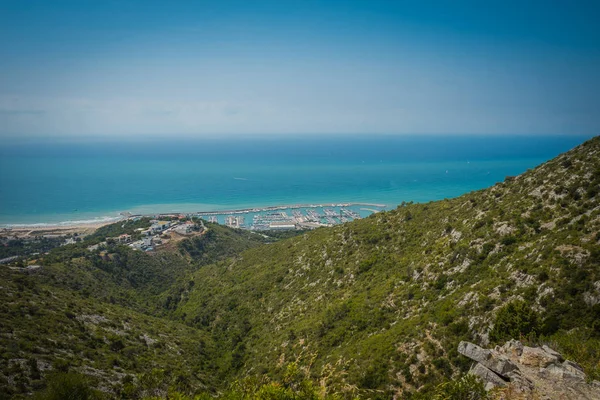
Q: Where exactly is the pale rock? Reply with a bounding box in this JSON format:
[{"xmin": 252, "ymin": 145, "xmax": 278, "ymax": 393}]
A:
[
  {"xmin": 484, "ymin": 382, "xmax": 496, "ymax": 392},
  {"xmin": 540, "ymin": 220, "xmax": 556, "ymax": 230},
  {"xmin": 510, "ymin": 270, "xmax": 536, "ymax": 288},
  {"xmin": 541, "ymin": 363, "xmax": 586, "ymax": 382},
  {"xmin": 495, "ymin": 222, "xmax": 516, "ymax": 236},
  {"xmin": 458, "ymin": 340, "xmax": 600, "ymax": 398},
  {"xmin": 470, "ymin": 363, "xmax": 506, "ymax": 389},
  {"xmin": 542, "ymin": 345, "xmax": 563, "ymax": 362},
  {"xmin": 457, "ymin": 291, "xmax": 476, "ymax": 307},
  {"xmin": 501, "ymin": 339, "xmax": 524, "ymax": 357},
  {"xmin": 563, "ymin": 359, "xmax": 584, "ymax": 373},
  {"xmin": 583, "ymin": 291, "xmax": 600, "ymax": 306},
  {"xmin": 485, "ymin": 353, "xmax": 519, "ymax": 378},
  {"xmin": 520, "ymin": 346, "xmax": 558, "ymax": 368},
  {"xmin": 458, "ymin": 341, "xmax": 490, "ymax": 364},
  {"xmin": 458, "ymin": 341, "xmax": 518, "ymax": 377},
  {"xmin": 505, "ymin": 368, "xmax": 535, "ymax": 392},
  {"xmin": 450, "ymin": 229, "xmax": 462, "ymax": 242},
  {"xmin": 529, "ymin": 187, "xmax": 543, "ymax": 197}
]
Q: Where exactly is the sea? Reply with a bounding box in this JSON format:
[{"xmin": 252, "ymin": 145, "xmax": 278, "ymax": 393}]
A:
[{"xmin": 0, "ymin": 134, "xmax": 593, "ymax": 226}]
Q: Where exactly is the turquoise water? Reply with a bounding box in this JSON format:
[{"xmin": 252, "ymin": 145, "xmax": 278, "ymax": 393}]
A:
[{"xmin": 0, "ymin": 135, "xmax": 592, "ymax": 225}]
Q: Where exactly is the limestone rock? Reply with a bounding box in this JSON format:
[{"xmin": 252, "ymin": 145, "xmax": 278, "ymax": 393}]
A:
[
  {"xmin": 458, "ymin": 341, "xmax": 491, "ymax": 364},
  {"xmin": 505, "ymin": 368, "xmax": 535, "ymax": 393},
  {"xmin": 563, "ymin": 359, "xmax": 584, "ymax": 373},
  {"xmin": 458, "ymin": 340, "xmax": 600, "ymax": 399},
  {"xmin": 541, "ymin": 363, "xmax": 586, "ymax": 382},
  {"xmin": 542, "ymin": 345, "xmax": 563, "ymax": 362},
  {"xmin": 501, "ymin": 339, "xmax": 524, "ymax": 357},
  {"xmin": 458, "ymin": 341, "xmax": 518, "ymax": 377},
  {"xmin": 520, "ymin": 346, "xmax": 559, "ymax": 368},
  {"xmin": 470, "ymin": 363, "xmax": 506, "ymax": 390},
  {"xmin": 486, "ymin": 354, "xmax": 519, "ymax": 378}
]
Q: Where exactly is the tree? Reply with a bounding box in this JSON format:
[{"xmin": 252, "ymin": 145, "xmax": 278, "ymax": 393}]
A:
[{"xmin": 489, "ymin": 301, "xmax": 539, "ymax": 343}]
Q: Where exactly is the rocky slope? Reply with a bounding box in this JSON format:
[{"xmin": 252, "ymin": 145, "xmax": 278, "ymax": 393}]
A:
[{"xmin": 459, "ymin": 340, "xmax": 600, "ymax": 399}]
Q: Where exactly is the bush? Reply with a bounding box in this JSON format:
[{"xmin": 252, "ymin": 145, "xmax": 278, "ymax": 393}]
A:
[
  {"xmin": 432, "ymin": 374, "xmax": 487, "ymax": 400},
  {"xmin": 411, "ymin": 374, "xmax": 488, "ymax": 400},
  {"xmin": 34, "ymin": 372, "xmax": 100, "ymax": 400},
  {"xmin": 500, "ymin": 236, "xmax": 517, "ymax": 246},
  {"xmin": 489, "ymin": 301, "xmax": 539, "ymax": 343}
]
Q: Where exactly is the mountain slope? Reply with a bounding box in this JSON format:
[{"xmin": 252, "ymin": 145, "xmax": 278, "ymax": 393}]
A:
[
  {"xmin": 1, "ymin": 136, "xmax": 599, "ymax": 399},
  {"xmin": 173, "ymin": 136, "xmax": 600, "ymax": 397},
  {"xmin": 0, "ymin": 222, "xmax": 273, "ymax": 398},
  {"xmin": 0, "ymin": 264, "xmax": 218, "ymax": 398}
]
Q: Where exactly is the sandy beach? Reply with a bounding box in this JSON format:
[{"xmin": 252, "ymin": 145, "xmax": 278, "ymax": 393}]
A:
[{"xmin": 0, "ymin": 220, "xmax": 120, "ymax": 239}]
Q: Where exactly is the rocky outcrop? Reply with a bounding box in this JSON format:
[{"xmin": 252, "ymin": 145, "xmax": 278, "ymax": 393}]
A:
[
  {"xmin": 519, "ymin": 346, "xmax": 559, "ymax": 368},
  {"xmin": 457, "ymin": 341, "xmax": 519, "ymax": 378},
  {"xmin": 458, "ymin": 340, "xmax": 600, "ymax": 399}
]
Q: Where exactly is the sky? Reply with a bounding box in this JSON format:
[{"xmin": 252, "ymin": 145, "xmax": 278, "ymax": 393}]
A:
[{"xmin": 0, "ymin": 0, "xmax": 599, "ymax": 139}]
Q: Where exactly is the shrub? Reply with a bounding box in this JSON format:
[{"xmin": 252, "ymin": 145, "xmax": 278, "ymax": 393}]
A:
[
  {"xmin": 500, "ymin": 236, "xmax": 517, "ymax": 246},
  {"xmin": 489, "ymin": 301, "xmax": 539, "ymax": 343},
  {"xmin": 432, "ymin": 374, "xmax": 487, "ymax": 400},
  {"xmin": 411, "ymin": 374, "xmax": 487, "ymax": 400},
  {"xmin": 34, "ymin": 372, "xmax": 100, "ymax": 400}
]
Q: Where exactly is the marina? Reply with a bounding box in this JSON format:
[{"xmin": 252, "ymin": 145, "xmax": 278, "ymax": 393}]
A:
[{"xmin": 146, "ymin": 203, "xmax": 387, "ymax": 231}]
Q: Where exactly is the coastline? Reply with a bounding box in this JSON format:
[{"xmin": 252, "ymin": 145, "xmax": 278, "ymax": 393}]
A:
[
  {"xmin": 0, "ymin": 201, "xmax": 387, "ymax": 235},
  {"xmin": 0, "ymin": 220, "xmax": 121, "ymax": 238}
]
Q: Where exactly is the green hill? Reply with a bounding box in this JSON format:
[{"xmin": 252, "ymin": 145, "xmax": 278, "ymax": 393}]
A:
[
  {"xmin": 173, "ymin": 136, "xmax": 600, "ymax": 397},
  {"xmin": 0, "ymin": 222, "xmax": 271, "ymax": 398},
  {"xmin": 1, "ymin": 136, "xmax": 599, "ymax": 399}
]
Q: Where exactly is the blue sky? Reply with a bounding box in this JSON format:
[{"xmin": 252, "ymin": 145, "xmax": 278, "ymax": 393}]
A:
[{"xmin": 0, "ymin": 0, "xmax": 599, "ymax": 138}]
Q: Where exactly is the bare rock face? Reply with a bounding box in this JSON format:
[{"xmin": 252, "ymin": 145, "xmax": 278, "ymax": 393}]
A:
[
  {"xmin": 541, "ymin": 363, "xmax": 586, "ymax": 382},
  {"xmin": 458, "ymin": 341, "xmax": 491, "ymax": 364},
  {"xmin": 563, "ymin": 359, "xmax": 584, "ymax": 374},
  {"xmin": 501, "ymin": 339, "xmax": 524, "ymax": 357},
  {"xmin": 520, "ymin": 346, "xmax": 559, "ymax": 368},
  {"xmin": 458, "ymin": 340, "xmax": 600, "ymax": 399},
  {"xmin": 542, "ymin": 345, "xmax": 563, "ymax": 362},
  {"xmin": 470, "ymin": 363, "xmax": 507, "ymax": 390},
  {"xmin": 458, "ymin": 341, "xmax": 518, "ymax": 377}
]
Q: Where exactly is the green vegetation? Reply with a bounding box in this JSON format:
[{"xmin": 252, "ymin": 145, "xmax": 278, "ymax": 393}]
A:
[
  {"xmin": 489, "ymin": 301, "xmax": 539, "ymax": 343},
  {"xmin": 1, "ymin": 136, "xmax": 600, "ymax": 398},
  {"xmin": 83, "ymin": 217, "xmax": 153, "ymax": 245},
  {"xmin": 171, "ymin": 136, "xmax": 600, "ymax": 396},
  {"xmin": 0, "ymin": 236, "xmax": 64, "ymax": 259},
  {"xmin": 178, "ymin": 222, "xmax": 271, "ymax": 263},
  {"xmin": 33, "ymin": 373, "xmax": 102, "ymax": 400}
]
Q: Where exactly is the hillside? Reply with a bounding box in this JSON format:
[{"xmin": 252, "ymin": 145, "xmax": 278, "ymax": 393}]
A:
[
  {"xmin": 1, "ymin": 136, "xmax": 599, "ymax": 399},
  {"xmin": 172, "ymin": 136, "xmax": 600, "ymax": 397},
  {"xmin": 0, "ymin": 222, "xmax": 274, "ymax": 398}
]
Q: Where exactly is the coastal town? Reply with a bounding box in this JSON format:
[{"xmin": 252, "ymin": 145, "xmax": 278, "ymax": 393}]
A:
[
  {"xmin": 0, "ymin": 216, "xmax": 205, "ymax": 265},
  {"xmin": 0, "ymin": 202, "xmax": 385, "ymax": 263},
  {"xmin": 85, "ymin": 217, "xmax": 205, "ymax": 253}
]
